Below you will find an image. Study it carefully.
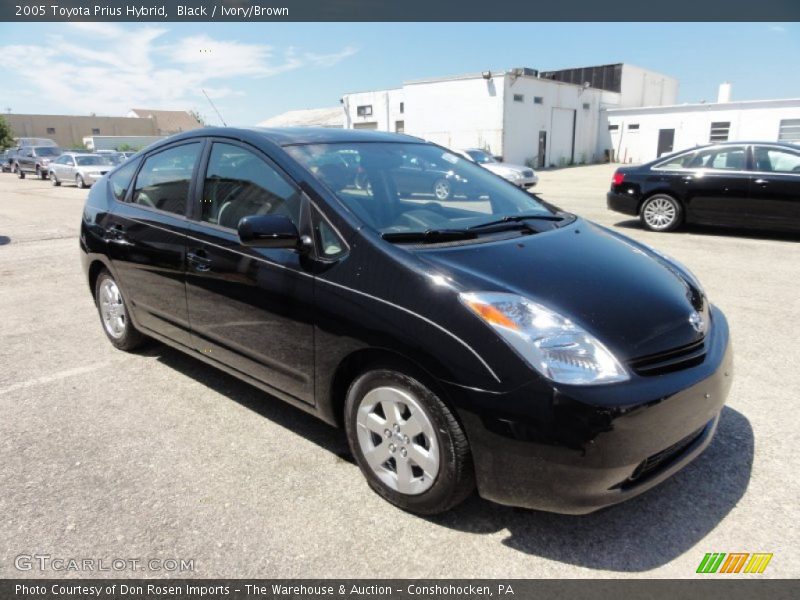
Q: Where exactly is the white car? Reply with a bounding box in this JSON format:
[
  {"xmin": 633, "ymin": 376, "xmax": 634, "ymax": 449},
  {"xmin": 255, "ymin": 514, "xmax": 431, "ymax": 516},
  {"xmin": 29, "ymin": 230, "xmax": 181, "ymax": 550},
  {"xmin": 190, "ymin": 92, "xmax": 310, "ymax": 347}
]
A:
[{"xmin": 458, "ymin": 148, "xmax": 538, "ymax": 188}]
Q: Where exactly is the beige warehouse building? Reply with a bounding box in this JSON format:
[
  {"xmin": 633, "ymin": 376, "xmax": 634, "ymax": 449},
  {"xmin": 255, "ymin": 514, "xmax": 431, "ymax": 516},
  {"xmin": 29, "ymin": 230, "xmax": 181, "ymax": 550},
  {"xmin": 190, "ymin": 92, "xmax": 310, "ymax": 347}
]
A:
[{"xmin": 5, "ymin": 109, "xmax": 202, "ymax": 148}]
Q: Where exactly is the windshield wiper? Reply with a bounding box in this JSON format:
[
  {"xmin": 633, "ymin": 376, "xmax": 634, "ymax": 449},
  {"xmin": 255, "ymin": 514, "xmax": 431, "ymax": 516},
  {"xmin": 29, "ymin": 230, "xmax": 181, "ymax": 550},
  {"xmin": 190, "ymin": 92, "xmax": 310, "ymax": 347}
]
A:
[
  {"xmin": 382, "ymin": 229, "xmax": 477, "ymax": 243},
  {"xmin": 469, "ymin": 214, "xmax": 565, "ymax": 230}
]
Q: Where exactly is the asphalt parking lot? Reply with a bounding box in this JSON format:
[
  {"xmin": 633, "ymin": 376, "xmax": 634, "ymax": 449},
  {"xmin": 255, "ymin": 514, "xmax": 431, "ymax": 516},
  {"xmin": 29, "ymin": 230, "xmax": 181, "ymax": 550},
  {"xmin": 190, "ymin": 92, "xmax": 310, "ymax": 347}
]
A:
[{"xmin": 1, "ymin": 164, "xmax": 798, "ymax": 579}]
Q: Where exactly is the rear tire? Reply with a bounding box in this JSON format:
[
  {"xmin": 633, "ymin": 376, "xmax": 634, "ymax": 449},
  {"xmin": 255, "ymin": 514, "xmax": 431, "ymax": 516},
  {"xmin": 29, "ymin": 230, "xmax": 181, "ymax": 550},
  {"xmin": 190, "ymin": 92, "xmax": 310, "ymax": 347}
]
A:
[
  {"xmin": 76, "ymin": 175, "xmax": 86, "ymax": 189},
  {"xmin": 640, "ymin": 194, "xmax": 683, "ymax": 232},
  {"xmin": 344, "ymin": 368, "xmax": 474, "ymax": 515},
  {"xmin": 38, "ymin": 167, "xmax": 47, "ymax": 180},
  {"xmin": 433, "ymin": 178, "xmax": 452, "ymax": 201},
  {"xmin": 94, "ymin": 270, "xmax": 146, "ymax": 351}
]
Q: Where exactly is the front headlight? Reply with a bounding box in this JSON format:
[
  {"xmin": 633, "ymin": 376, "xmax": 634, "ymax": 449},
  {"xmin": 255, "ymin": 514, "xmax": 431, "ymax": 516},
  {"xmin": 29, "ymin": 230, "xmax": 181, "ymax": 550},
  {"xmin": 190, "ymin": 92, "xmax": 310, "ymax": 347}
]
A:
[{"xmin": 460, "ymin": 292, "xmax": 629, "ymax": 385}]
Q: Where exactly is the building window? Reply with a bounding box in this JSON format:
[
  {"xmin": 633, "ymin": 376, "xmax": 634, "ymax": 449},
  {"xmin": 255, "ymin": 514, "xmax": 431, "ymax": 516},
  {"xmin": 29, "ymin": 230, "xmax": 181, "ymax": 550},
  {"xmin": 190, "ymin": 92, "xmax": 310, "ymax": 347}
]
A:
[
  {"xmin": 608, "ymin": 124, "xmax": 619, "ymax": 131},
  {"xmin": 395, "ymin": 120, "xmax": 405, "ymax": 133},
  {"xmin": 46, "ymin": 127, "xmax": 55, "ymax": 134},
  {"xmin": 627, "ymin": 124, "xmax": 640, "ymax": 130},
  {"xmin": 582, "ymin": 103, "xmax": 590, "ymax": 110},
  {"xmin": 709, "ymin": 121, "xmax": 731, "ymax": 142},
  {"xmin": 399, "ymin": 102, "xmax": 404, "ymax": 114},
  {"xmin": 778, "ymin": 118, "xmax": 800, "ymax": 142},
  {"xmin": 533, "ymin": 96, "xmax": 543, "ymax": 104},
  {"xmin": 513, "ymin": 94, "xmax": 524, "ymax": 103},
  {"xmin": 356, "ymin": 105, "xmax": 373, "ymax": 117},
  {"xmin": 91, "ymin": 128, "xmax": 100, "ymax": 135}
]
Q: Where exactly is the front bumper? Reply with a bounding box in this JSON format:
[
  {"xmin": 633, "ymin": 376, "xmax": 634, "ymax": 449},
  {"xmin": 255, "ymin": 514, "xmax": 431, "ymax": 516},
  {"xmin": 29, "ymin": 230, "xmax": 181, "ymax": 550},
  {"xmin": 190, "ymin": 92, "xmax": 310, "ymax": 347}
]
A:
[
  {"xmin": 447, "ymin": 305, "xmax": 733, "ymax": 514},
  {"xmin": 506, "ymin": 174, "xmax": 538, "ymax": 188},
  {"xmin": 81, "ymin": 171, "xmax": 108, "ymax": 184}
]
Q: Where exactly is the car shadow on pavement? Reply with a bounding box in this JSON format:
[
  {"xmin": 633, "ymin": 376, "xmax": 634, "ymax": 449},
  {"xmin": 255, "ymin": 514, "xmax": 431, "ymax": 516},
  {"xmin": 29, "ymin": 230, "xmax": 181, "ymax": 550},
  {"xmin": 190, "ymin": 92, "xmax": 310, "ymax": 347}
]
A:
[
  {"xmin": 148, "ymin": 345, "xmax": 352, "ymax": 458},
  {"xmin": 149, "ymin": 345, "xmax": 752, "ymax": 572},
  {"xmin": 614, "ymin": 218, "xmax": 800, "ymax": 242},
  {"xmin": 429, "ymin": 406, "xmax": 753, "ymax": 572},
  {"xmin": 0, "ymin": 235, "xmax": 10, "ymax": 245}
]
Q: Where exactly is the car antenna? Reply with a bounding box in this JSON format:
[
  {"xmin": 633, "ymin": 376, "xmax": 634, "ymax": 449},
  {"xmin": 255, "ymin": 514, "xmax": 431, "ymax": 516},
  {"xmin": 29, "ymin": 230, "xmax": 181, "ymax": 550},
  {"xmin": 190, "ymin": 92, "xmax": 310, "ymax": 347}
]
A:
[{"xmin": 201, "ymin": 88, "xmax": 227, "ymax": 127}]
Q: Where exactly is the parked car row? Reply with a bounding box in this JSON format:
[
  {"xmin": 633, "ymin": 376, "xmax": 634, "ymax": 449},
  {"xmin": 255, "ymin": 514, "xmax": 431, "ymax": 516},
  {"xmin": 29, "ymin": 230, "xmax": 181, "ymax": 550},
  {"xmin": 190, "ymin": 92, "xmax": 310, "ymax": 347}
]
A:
[{"xmin": 1, "ymin": 140, "xmax": 137, "ymax": 187}]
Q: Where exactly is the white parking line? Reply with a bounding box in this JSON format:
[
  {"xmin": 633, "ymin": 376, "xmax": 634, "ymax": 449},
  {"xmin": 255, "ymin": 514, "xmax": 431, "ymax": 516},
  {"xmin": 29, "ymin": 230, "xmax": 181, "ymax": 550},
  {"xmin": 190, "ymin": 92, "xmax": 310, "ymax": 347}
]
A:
[{"xmin": 0, "ymin": 361, "xmax": 116, "ymax": 396}]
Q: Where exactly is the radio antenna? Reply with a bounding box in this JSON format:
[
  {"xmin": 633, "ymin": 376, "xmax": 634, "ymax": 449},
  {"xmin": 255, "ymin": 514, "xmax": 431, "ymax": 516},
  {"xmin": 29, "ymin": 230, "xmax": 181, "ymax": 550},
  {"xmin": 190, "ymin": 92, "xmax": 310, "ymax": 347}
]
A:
[{"xmin": 201, "ymin": 89, "xmax": 227, "ymax": 126}]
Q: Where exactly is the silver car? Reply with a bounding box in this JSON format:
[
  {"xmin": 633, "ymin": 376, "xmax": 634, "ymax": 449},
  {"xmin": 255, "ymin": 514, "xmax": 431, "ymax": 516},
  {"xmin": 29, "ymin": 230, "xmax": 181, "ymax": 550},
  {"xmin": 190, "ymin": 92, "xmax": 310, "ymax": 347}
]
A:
[
  {"xmin": 458, "ymin": 148, "xmax": 538, "ymax": 188},
  {"xmin": 48, "ymin": 153, "xmax": 114, "ymax": 188}
]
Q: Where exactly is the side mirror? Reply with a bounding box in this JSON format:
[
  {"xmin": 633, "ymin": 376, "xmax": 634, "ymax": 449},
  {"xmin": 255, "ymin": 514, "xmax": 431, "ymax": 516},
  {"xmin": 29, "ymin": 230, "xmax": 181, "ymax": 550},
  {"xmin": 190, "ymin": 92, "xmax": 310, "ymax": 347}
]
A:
[{"xmin": 238, "ymin": 214, "xmax": 300, "ymax": 249}]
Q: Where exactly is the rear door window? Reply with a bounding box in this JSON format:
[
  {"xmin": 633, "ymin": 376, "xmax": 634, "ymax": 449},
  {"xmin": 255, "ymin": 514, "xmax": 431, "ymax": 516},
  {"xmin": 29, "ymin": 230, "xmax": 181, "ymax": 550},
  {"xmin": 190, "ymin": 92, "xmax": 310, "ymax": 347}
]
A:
[
  {"xmin": 686, "ymin": 146, "xmax": 746, "ymax": 170},
  {"xmin": 131, "ymin": 143, "xmax": 202, "ymax": 216}
]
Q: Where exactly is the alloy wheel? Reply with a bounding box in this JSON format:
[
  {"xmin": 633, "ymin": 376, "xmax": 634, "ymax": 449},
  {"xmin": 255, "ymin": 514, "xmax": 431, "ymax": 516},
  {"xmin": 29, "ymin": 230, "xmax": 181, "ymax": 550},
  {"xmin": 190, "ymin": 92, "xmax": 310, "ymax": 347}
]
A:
[
  {"xmin": 99, "ymin": 279, "xmax": 127, "ymax": 339},
  {"xmin": 355, "ymin": 386, "xmax": 440, "ymax": 495},
  {"xmin": 643, "ymin": 197, "xmax": 678, "ymax": 230},
  {"xmin": 433, "ymin": 179, "xmax": 451, "ymax": 201}
]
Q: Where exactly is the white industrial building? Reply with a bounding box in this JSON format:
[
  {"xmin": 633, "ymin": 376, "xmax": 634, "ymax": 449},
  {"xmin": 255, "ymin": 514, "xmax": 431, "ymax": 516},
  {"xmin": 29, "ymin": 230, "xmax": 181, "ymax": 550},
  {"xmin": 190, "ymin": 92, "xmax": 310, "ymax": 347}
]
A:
[
  {"xmin": 342, "ymin": 64, "xmax": 679, "ymax": 167},
  {"xmin": 603, "ymin": 88, "xmax": 800, "ymax": 163},
  {"xmin": 259, "ymin": 63, "xmax": 799, "ymax": 168}
]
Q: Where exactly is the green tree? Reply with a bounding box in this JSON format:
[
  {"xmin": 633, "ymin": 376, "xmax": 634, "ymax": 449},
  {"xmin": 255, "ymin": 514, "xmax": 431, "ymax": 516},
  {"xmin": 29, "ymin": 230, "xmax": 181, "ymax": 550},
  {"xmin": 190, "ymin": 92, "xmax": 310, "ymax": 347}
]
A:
[{"xmin": 0, "ymin": 115, "xmax": 15, "ymax": 150}]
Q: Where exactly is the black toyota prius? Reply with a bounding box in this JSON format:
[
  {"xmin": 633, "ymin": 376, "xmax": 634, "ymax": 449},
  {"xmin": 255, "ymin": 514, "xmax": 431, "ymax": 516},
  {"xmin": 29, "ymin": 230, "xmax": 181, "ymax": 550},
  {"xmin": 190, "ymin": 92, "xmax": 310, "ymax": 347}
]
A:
[{"xmin": 80, "ymin": 127, "xmax": 733, "ymax": 515}]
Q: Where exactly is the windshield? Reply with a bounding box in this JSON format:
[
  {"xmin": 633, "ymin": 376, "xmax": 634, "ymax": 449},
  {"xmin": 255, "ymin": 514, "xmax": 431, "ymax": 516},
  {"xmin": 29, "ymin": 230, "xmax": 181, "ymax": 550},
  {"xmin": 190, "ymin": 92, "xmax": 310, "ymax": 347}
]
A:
[
  {"xmin": 35, "ymin": 147, "xmax": 61, "ymax": 157},
  {"xmin": 287, "ymin": 142, "xmax": 552, "ymax": 237},
  {"xmin": 76, "ymin": 155, "xmax": 112, "ymax": 166},
  {"xmin": 466, "ymin": 149, "xmax": 496, "ymax": 164}
]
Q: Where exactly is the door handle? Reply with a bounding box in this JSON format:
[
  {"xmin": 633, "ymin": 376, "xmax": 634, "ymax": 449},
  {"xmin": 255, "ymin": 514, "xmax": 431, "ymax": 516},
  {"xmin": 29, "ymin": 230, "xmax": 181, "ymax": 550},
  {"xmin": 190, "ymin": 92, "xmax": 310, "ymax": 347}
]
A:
[
  {"xmin": 187, "ymin": 249, "xmax": 212, "ymax": 272},
  {"xmin": 754, "ymin": 178, "xmax": 769, "ymax": 186}
]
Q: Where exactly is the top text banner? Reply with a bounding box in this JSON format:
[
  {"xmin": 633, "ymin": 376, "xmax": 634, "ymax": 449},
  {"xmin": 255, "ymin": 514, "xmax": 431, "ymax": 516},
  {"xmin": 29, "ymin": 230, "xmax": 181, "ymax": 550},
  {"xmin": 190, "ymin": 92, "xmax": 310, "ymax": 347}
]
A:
[{"xmin": 3, "ymin": 0, "xmax": 800, "ymax": 22}]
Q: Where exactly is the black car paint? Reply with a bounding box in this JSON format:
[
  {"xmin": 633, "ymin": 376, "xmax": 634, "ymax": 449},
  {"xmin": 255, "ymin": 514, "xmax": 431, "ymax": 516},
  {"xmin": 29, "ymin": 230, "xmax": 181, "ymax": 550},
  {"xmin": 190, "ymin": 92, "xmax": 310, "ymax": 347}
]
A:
[
  {"xmin": 607, "ymin": 141, "xmax": 800, "ymax": 232},
  {"xmin": 81, "ymin": 127, "xmax": 733, "ymax": 513}
]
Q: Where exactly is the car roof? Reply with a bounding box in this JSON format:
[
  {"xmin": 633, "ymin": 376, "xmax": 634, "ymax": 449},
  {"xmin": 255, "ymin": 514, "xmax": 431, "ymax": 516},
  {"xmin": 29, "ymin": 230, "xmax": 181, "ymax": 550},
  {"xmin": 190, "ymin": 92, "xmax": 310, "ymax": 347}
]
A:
[{"xmin": 168, "ymin": 126, "xmax": 423, "ymax": 147}]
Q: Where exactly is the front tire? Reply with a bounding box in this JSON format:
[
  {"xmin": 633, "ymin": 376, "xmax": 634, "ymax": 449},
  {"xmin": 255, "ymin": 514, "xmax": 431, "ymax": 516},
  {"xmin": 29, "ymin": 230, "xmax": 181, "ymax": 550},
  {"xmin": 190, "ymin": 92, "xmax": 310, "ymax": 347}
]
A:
[
  {"xmin": 345, "ymin": 368, "xmax": 474, "ymax": 515},
  {"xmin": 37, "ymin": 167, "xmax": 47, "ymax": 180},
  {"xmin": 76, "ymin": 175, "xmax": 86, "ymax": 189},
  {"xmin": 50, "ymin": 172, "xmax": 60, "ymax": 186},
  {"xmin": 640, "ymin": 194, "xmax": 683, "ymax": 232},
  {"xmin": 94, "ymin": 270, "xmax": 146, "ymax": 351},
  {"xmin": 15, "ymin": 164, "xmax": 24, "ymax": 179}
]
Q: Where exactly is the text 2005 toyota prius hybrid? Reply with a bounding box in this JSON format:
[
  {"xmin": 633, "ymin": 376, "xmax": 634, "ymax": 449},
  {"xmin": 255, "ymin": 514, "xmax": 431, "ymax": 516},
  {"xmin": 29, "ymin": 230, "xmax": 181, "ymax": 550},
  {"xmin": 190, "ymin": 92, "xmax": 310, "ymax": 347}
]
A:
[{"xmin": 80, "ymin": 128, "xmax": 733, "ymax": 515}]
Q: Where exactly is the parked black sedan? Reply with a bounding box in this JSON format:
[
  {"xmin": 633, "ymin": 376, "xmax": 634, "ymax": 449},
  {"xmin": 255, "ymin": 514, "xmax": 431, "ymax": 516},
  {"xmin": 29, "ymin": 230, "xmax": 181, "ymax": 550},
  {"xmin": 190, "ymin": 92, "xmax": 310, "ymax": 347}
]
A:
[
  {"xmin": 608, "ymin": 141, "xmax": 800, "ymax": 232},
  {"xmin": 81, "ymin": 127, "xmax": 732, "ymax": 515}
]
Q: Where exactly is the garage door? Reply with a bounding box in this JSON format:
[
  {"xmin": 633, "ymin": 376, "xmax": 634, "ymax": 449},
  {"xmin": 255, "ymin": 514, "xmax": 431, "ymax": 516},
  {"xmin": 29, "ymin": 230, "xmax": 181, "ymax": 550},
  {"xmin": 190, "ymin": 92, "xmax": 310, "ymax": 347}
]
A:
[{"xmin": 550, "ymin": 108, "xmax": 575, "ymax": 167}]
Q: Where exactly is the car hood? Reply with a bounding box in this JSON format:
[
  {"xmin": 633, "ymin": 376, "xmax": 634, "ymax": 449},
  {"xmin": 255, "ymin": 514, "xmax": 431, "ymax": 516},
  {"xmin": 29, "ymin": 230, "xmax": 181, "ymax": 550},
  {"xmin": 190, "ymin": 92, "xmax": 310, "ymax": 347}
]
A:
[{"xmin": 414, "ymin": 219, "xmax": 706, "ymax": 361}]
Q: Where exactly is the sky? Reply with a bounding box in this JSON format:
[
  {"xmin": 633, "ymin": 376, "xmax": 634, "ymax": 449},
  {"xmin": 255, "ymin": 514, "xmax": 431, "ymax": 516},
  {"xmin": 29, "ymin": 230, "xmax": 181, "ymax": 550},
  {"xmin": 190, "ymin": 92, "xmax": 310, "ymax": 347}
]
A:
[{"xmin": 0, "ymin": 22, "xmax": 798, "ymax": 126}]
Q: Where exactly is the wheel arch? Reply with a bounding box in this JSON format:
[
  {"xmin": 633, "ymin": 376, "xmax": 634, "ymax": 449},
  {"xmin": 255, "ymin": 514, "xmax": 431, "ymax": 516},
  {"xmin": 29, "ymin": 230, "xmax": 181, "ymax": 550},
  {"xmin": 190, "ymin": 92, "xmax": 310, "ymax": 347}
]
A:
[{"xmin": 327, "ymin": 347, "xmax": 458, "ymax": 430}]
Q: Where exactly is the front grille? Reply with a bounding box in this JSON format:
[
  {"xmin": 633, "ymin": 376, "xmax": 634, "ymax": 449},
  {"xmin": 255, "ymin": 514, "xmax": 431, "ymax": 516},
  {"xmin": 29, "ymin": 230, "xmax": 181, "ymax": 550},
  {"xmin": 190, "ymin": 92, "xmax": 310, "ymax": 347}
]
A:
[
  {"xmin": 621, "ymin": 425, "xmax": 706, "ymax": 487},
  {"xmin": 522, "ymin": 169, "xmax": 534, "ymax": 178},
  {"xmin": 629, "ymin": 339, "xmax": 706, "ymax": 376}
]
